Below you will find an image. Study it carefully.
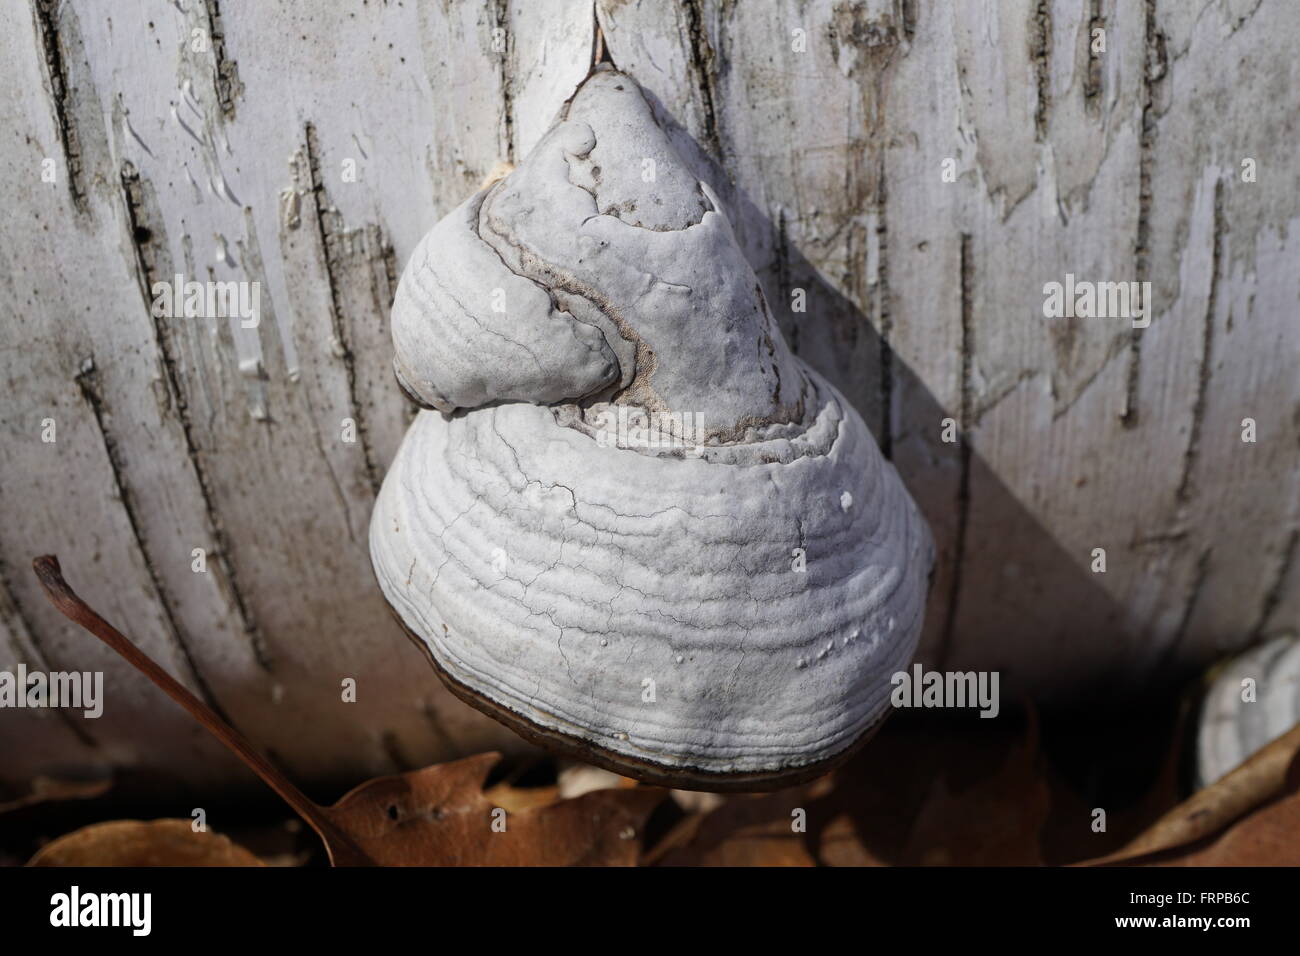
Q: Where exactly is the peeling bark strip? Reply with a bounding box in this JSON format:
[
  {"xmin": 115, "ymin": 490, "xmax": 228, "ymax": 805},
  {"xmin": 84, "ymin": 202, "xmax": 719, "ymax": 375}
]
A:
[
  {"xmin": 681, "ymin": 0, "xmax": 723, "ymax": 160},
  {"xmin": 1177, "ymin": 178, "xmax": 1225, "ymax": 503},
  {"xmin": 74, "ymin": 362, "xmax": 231, "ymax": 721},
  {"xmin": 1123, "ymin": 0, "xmax": 1166, "ymax": 428},
  {"xmin": 939, "ymin": 233, "xmax": 975, "ymax": 670},
  {"xmin": 1031, "ymin": 0, "xmax": 1052, "ymax": 140},
  {"xmin": 201, "ymin": 0, "xmax": 243, "ymax": 119},
  {"xmin": 303, "ymin": 123, "xmax": 384, "ymax": 497},
  {"xmin": 120, "ymin": 161, "xmax": 272, "ymax": 670},
  {"xmin": 32, "ymin": 0, "xmax": 85, "ymax": 211}
]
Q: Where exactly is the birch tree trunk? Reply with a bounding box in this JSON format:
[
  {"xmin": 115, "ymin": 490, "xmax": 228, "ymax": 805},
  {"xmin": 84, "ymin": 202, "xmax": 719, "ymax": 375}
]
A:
[{"xmin": 1, "ymin": 0, "xmax": 1296, "ymax": 793}]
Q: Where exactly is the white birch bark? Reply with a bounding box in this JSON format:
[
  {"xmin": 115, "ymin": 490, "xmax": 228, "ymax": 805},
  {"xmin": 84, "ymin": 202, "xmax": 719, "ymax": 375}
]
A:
[{"xmin": 1, "ymin": 0, "xmax": 1295, "ymax": 790}]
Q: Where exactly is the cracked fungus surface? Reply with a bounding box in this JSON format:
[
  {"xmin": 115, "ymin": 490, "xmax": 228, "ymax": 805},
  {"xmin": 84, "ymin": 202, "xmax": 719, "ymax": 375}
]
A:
[{"xmin": 371, "ymin": 67, "xmax": 934, "ymax": 781}]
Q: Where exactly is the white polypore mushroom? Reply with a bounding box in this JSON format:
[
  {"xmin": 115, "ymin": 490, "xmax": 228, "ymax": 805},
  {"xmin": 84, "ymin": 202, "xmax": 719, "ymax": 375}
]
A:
[{"xmin": 371, "ymin": 67, "xmax": 934, "ymax": 790}]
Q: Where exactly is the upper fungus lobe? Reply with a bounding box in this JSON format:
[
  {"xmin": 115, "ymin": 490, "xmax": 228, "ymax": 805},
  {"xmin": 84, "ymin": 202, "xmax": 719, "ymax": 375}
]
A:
[
  {"xmin": 391, "ymin": 189, "xmax": 619, "ymax": 413},
  {"xmin": 475, "ymin": 70, "xmax": 809, "ymax": 439}
]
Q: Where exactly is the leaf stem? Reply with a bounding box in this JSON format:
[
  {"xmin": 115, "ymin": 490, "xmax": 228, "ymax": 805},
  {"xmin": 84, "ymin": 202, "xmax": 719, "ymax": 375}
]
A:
[{"xmin": 31, "ymin": 555, "xmax": 372, "ymax": 866}]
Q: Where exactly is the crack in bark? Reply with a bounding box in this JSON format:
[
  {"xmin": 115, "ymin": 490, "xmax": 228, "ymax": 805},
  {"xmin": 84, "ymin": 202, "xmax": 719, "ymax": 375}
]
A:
[
  {"xmin": 1177, "ymin": 177, "xmax": 1224, "ymax": 503},
  {"xmin": 938, "ymin": 233, "xmax": 975, "ymax": 671},
  {"xmin": 682, "ymin": 0, "xmax": 724, "ymax": 161},
  {"xmin": 1130, "ymin": 528, "xmax": 1188, "ymax": 549},
  {"xmin": 1031, "ymin": 0, "xmax": 1053, "ymax": 141},
  {"xmin": 120, "ymin": 160, "xmax": 272, "ymax": 670},
  {"xmin": 1123, "ymin": 0, "xmax": 1166, "ymax": 428},
  {"xmin": 201, "ymin": 0, "xmax": 243, "ymax": 119},
  {"xmin": 32, "ymin": 0, "xmax": 86, "ymax": 212},
  {"xmin": 1249, "ymin": 529, "xmax": 1298, "ymax": 643},
  {"xmin": 378, "ymin": 235, "xmax": 399, "ymax": 311},
  {"xmin": 773, "ymin": 207, "xmax": 800, "ymax": 355},
  {"xmin": 303, "ymin": 123, "xmax": 384, "ymax": 497},
  {"xmin": 75, "ymin": 361, "xmax": 233, "ymax": 723},
  {"xmin": 877, "ymin": 167, "xmax": 893, "ymax": 460},
  {"xmin": 491, "ymin": 0, "xmax": 515, "ymax": 162},
  {"xmin": 1084, "ymin": 0, "xmax": 1106, "ymax": 111},
  {"xmin": 1156, "ymin": 547, "xmax": 1211, "ymax": 676},
  {"xmin": 298, "ymin": 384, "xmax": 357, "ymax": 545},
  {"xmin": 902, "ymin": 0, "xmax": 918, "ymax": 41}
]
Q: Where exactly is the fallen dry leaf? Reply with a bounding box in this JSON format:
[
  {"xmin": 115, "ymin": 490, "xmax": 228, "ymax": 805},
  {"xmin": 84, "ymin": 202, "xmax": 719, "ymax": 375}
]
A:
[
  {"xmin": 817, "ymin": 813, "xmax": 889, "ymax": 866},
  {"xmin": 646, "ymin": 709, "xmax": 1050, "ymax": 867},
  {"xmin": 648, "ymin": 790, "xmax": 818, "ymax": 867},
  {"xmin": 899, "ymin": 710, "xmax": 1048, "ymax": 865},
  {"xmin": 1090, "ymin": 722, "xmax": 1300, "ymax": 864},
  {"xmin": 483, "ymin": 781, "xmax": 561, "ymax": 814},
  {"xmin": 45, "ymin": 552, "xmax": 1282, "ymax": 868},
  {"xmin": 0, "ymin": 773, "xmax": 112, "ymax": 815},
  {"xmin": 1141, "ymin": 788, "xmax": 1300, "ymax": 866},
  {"xmin": 329, "ymin": 753, "xmax": 661, "ymax": 866},
  {"xmin": 29, "ymin": 819, "xmax": 263, "ymax": 867},
  {"xmin": 32, "ymin": 555, "xmax": 663, "ymax": 866},
  {"xmin": 1092, "ymin": 742, "xmax": 1300, "ymax": 867}
]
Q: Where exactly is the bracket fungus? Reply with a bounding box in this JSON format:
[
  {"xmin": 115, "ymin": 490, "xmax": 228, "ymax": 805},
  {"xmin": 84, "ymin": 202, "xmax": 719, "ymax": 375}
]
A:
[{"xmin": 371, "ymin": 67, "xmax": 934, "ymax": 790}]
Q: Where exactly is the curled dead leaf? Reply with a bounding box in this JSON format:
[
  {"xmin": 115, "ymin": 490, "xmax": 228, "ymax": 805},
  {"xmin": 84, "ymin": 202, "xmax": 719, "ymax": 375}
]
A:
[
  {"xmin": 1090, "ymin": 722, "xmax": 1300, "ymax": 865},
  {"xmin": 29, "ymin": 819, "xmax": 263, "ymax": 867}
]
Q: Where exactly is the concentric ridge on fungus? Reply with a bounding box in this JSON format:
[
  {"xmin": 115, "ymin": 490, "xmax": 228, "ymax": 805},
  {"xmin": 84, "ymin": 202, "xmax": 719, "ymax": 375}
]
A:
[{"xmin": 371, "ymin": 67, "xmax": 934, "ymax": 790}]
